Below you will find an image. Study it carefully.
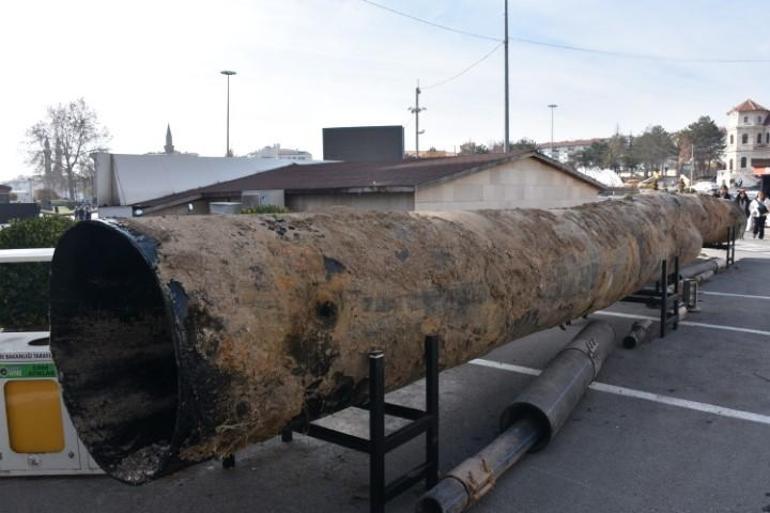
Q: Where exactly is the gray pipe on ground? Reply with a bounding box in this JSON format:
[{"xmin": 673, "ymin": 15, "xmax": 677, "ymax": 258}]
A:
[
  {"xmin": 622, "ymin": 319, "xmax": 654, "ymax": 349},
  {"xmin": 48, "ymin": 194, "xmax": 743, "ymax": 484},
  {"xmin": 679, "ymin": 258, "xmax": 720, "ymax": 280},
  {"xmin": 416, "ymin": 320, "xmax": 615, "ymax": 513}
]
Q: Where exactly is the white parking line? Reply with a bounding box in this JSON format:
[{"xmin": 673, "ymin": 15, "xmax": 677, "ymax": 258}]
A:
[
  {"xmin": 469, "ymin": 358, "xmax": 770, "ymax": 426},
  {"xmin": 701, "ymin": 291, "xmax": 770, "ymax": 301},
  {"xmin": 594, "ymin": 310, "xmax": 770, "ymax": 337}
]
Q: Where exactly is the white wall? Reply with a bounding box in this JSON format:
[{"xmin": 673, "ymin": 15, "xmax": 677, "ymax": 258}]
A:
[
  {"xmin": 414, "ymin": 158, "xmax": 600, "ymax": 211},
  {"xmin": 724, "ymin": 110, "xmax": 770, "ymax": 170}
]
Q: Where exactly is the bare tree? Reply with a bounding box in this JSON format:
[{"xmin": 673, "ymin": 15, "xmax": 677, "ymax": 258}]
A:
[{"xmin": 26, "ymin": 98, "xmax": 109, "ymax": 199}]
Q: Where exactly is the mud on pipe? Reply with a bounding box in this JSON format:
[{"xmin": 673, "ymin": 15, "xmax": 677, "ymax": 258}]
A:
[{"xmin": 48, "ymin": 194, "xmax": 743, "ymax": 484}]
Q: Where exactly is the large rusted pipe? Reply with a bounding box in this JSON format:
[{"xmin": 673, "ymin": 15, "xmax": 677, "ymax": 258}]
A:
[{"xmin": 48, "ymin": 194, "xmax": 743, "ymax": 484}]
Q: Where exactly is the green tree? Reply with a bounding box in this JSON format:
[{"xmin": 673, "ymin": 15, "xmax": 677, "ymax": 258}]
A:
[
  {"xmin": 603, "ymin": 134, "xmax": 628, "ymax": 171},
  {"xmin": 633, "ymin": 126, "xmax": 677, "ymax": 176},
  {"xmin": 682, "ymin": 116, "xmax": 725, "ymax": 178},
  {"xmin": 458, "ymin": 141, "xmax": 489, "ymax": 155},
  {"xmin": 570, "ymin": 141, "xmax": 609, "ymax": 169},
  {"xmin": 489, "ymin": 138, "xmax": 538, "ymax": 153},
  {"xmin": 0, "ymin": 216, "xmax": 75, "ymax": 330},
  {"xmin": 27, "ymin": 98, "xmax": 109, "ymax": 199}
]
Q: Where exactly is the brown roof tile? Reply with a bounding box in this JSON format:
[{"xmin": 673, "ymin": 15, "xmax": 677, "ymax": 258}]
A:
[{"xmin": 728, "ymin": 99, "xmax": 769, "ymax": 114}]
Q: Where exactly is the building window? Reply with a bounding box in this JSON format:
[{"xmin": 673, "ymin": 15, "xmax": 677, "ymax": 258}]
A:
[
  {"xmin": 741, "ymin": 157, "xmax": 747, "ymax": 168},
  {"xmin": 759, "ymin": 133, "xmax": 764, "ymax": 144},
  {"xmin": 767, "ymin": 132, "xmax": 769, "ymax": 144},
  {"xmin": 730, "ymin": 134, "xmax": 734, "ymax": 144},
  {"xmin": 759, "ymin": 116, "xmax": 763, "ymax": 123},
  {"xmin": 742, "ymin": 133, "xmax": 749, "ymax": 144},
  {"xmin": 744, "ymin": 116, "xmax": 749, "ymax": 123},
  {"xmin": 729, "ymin": 159, "xmax": 733, "ymax": 170}
]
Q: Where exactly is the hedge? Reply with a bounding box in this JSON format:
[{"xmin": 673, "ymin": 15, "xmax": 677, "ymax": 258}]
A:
[{"xmin": 0, "ymin": 216, "xmax": 75, "ymax": 331}]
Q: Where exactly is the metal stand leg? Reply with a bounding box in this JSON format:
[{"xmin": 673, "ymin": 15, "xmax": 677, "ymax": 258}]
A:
[
  {"xmin": 673, "ymin": 256, "xmax": 680, "ymax": 330},
  {"xmin": 425, "ymin": 336, "xmax": 439, "ymax": 488},
  {"xmin": 369, "ymin": 351, "xmax": 386, "ymax": 513},
  {"xmin": 660, "ymin": 259, "xmax": 668, "ymax": 339},
  {"xmin": 280, "ymin": 337, "xmax": 441, "ymax": 512}
]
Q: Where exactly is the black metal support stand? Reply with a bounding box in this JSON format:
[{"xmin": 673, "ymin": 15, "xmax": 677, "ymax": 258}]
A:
[
  {"xmin": 282, "ymin": 336, "xmax": 440, "ymax": 513},
  {"xmin": 704, "ymin": 226, "xmax": 736, "ymax": 268},
  {"xmin": 621, "ymin": 257, "xmax": 680, "ymax": 338}
]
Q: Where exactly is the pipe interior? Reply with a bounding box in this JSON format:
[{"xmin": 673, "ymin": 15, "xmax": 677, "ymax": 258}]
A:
[{"xmin": 49, "ymin": 222, "xmax": 178, "ymax": 482}]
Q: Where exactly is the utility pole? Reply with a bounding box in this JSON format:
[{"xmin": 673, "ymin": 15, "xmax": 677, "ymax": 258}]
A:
[
  {"xmin": 504, "ymin": 0, "xmax": 510, "ymax": 153},
  {"xmin": 409, "ymin": 82, "xmax": 426, "ymax": 157},
  {"xmin": 220, "ymin": 70, "xmax": 236, "ymax": 156},
  {"xmin": 690, "ymin": 143, "xmax": 695, "ymax": 188},
  {"xmin": 548, "ymin": 104, "xmax": 558, "ymax": 158}
]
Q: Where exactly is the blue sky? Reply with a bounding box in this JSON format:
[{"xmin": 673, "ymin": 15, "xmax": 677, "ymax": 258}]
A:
[{"xmin": 1, "ymin": 0, "xmax": 769, "ymax": 180}]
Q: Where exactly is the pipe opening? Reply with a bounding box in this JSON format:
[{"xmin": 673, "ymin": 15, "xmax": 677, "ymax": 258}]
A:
[{"xmin": 50, "ymin": 222, "xmax": 178, "ymax": 483}]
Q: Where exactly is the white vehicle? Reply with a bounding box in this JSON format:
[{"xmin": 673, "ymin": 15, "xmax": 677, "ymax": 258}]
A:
[{"xmin": 692, "ymin": 180, "xmax": 717, "ymax": 195}]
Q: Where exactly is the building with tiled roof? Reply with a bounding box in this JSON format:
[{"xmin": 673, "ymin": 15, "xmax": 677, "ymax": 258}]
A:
[
  {"xmin": 133, "ymin": 152, "xmax": 606, "ymax": 216},
  {"xmin": 723, "ymin": 98, "xmax": 770, "ymax": 175},
  {"xmin": 727, "ymin": 99, "xmax": 769, "ymax": 114},
  {"xmin": 536, "ymin": 138, "xmax": 607, "ymax": 164}
]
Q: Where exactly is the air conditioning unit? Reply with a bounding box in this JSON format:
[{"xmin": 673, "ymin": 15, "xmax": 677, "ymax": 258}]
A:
[{"xmin": 0, "ymin": 332, "xmax": 102, "ymax": 476}]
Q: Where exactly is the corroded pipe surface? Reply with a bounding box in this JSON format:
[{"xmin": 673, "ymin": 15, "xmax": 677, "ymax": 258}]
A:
[{"xmin": 49, "ymin": 194, "xmax": 743, "ymax": 483}]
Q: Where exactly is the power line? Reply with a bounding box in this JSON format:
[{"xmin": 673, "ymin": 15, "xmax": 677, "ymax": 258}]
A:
[
  {"xmin": 423, "ymin": 43, "xmax": 503, "ymax": 89},
  {"xmin": 508, "ymin": 36, "xmax": 770, "ymax": 63},
  {"xmin": 360, "ymin": 0, "xmax": 500, "ymax": 42},
  {"xmin": 359, "ymin": 0, "xmax": 770, "ymax": 64}
]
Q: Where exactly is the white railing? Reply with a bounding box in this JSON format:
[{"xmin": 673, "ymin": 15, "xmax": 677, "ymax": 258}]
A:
[{"xmin": 0, "ymin": 248, "xmax": 54, "ymax": 264}]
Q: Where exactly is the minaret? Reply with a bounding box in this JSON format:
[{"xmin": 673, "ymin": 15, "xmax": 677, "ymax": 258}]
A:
[
  {"xmin": 43, "ymin": 136, "xmax": 52, "ymax": 186},
  {"xmin": 164, "ymin": 124, "xmax": 175, "ymax": 154}
]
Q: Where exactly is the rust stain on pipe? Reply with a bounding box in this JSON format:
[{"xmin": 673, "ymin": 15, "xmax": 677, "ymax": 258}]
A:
[{"xmin": 48, "ymin": 194, "xmax": 743, "ymax": 483}]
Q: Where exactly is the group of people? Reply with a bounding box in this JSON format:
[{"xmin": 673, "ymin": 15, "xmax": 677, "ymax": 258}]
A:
[
  {"xmin": 73, "ymin": 204, "xmax": 92, "ymax": 221},
  {"xmin": 726, "ymin": 187, "xmax": 770, "ymax": 240}
]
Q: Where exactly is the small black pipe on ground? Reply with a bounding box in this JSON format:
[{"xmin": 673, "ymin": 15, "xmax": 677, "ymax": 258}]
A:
[
  {"xmin": 622, "ymin": 319, "xmax": 654, "ymax": 349},
  {"xmin": 416, "ymin": 320, "xmax": 616, "ymax": 513}
]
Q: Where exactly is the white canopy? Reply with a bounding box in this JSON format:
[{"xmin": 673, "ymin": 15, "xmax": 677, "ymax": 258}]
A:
[{"xmin": 94, "ymin": 153, "xmax": 321, "ymax": 206}]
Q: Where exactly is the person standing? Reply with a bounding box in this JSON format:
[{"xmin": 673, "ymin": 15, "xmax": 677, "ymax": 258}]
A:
[
  {"xmin": 716, "ymin": 185, "xmax": 732, "ymax": 199},
  {"xmin": 749, "ymin": 191, "xmax": 770, "ymax": 240},
  {"xmin": 735, "ymin": 188, "xmax": 751, "ymax": 232}
]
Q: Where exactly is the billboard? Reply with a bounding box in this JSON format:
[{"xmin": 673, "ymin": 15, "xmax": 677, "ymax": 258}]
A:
[{"xmin": 322, "ymin": 126, "xmax": 404, "ymax": 162}]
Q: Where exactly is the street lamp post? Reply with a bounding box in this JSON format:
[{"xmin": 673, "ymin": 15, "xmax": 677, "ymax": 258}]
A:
[
  {"xmin": 547, "ymin": 104, "xmax": 558, "ymax": 159},
  {"xmin": 220, "ymin": 70, "xmax": 236, "ymax": 157}
]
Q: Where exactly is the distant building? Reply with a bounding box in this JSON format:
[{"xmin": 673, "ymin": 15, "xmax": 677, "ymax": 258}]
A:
[
  {"xmin": 164, "ymin": 124, "xmax": 175, "ymax": 154},
  {"xmin": 323, "ymin": 126, "xmax": 404, "ymax": 162},
  {"xmin": 93, "ymin": 152, "xmax": 321, "ymax": 218},
  {"xmin": 1, "ymin": 177, "xmax": 43, "ymax": 203},
  {"xmin": 751, "ymin": 158, "xmax": 770, "ymax": 195},
  {"xmin": 247, "ymin": 144, "xmax": 312, "ymax": 161},
  {"xmin": 537, "ymin": 138, "xmax": 606, "ymax": 164},
  {"xmin": 723, "ymin": 99, "xmax": 770, "ymax": 173},
  {"xmin": 0, "ymin": 185, "xmax": 11, "ymax": 204},
  {"xmin": 137, "ymin": 152, "xmax": 606, "ymax": 216}
]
